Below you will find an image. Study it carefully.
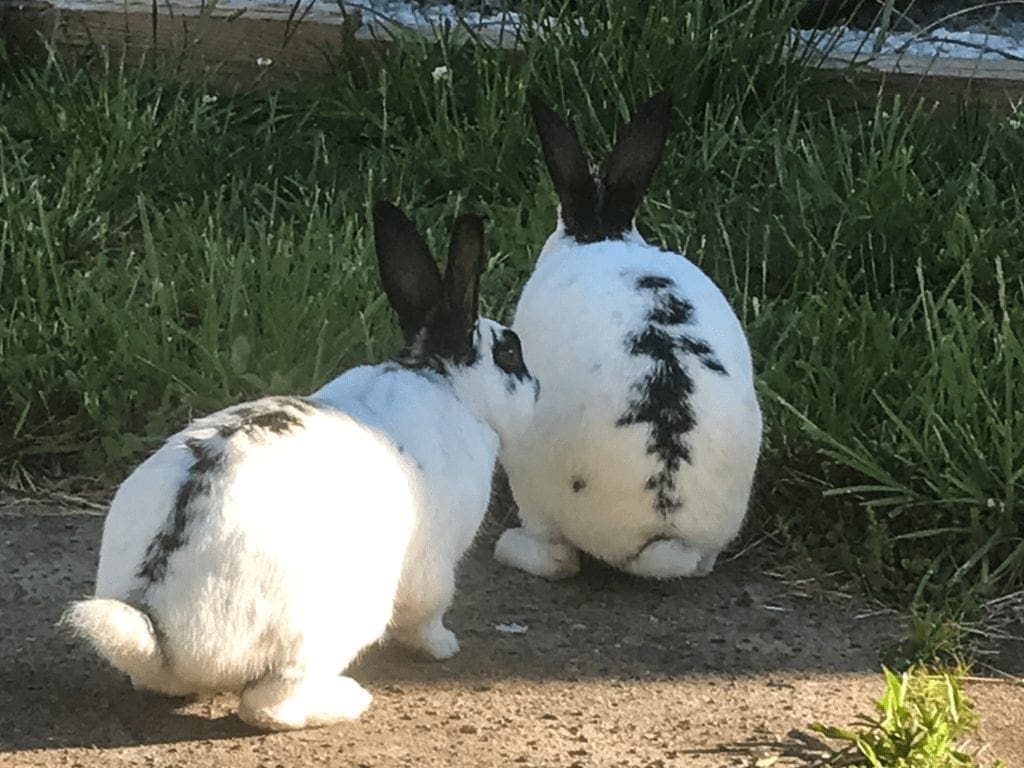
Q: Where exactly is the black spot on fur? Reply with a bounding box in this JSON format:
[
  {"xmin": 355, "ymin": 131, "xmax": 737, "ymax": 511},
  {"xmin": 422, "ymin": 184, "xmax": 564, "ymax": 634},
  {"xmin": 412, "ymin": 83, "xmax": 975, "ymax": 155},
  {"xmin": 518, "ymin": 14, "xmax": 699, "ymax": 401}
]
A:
[
  {"xmin": 677, "ymin": 336, "xmax": 728, "ymax": 374},
  {"xmin": 636, "ymin": 274, "xmax": 674, "ymax": 290},
  {"xmin": 492, "ymin": 328, "xmax": 529, "ymax": 379},
  {"xmin": 677, "ymin": 336, "xmax": 711, "ymax": 356},
  {"xmin": 614, "ymin": 344, "xmax": 696, "ymax": 520},
  {"xmin": 628, "ymin": 325, "xmax": 678, "ymax": 358},
  {"xmin": 289, "ymin": 397, "xmax": 318, "ymax": 413},
  {"xmin": 491, "ymin": 328, "xmax": 531, "ymax": 393},
  {"xmin": 618, "ymin": 332, "xmax": 694, "ymax": 517},
  {"xmin": 136, "ymin": 397, "xmax": 316, "ymax": 584},
  {"xmin": 252, "ymin": 409, "xmax": 302, "ymax": 432},
  {"xmin": 617, "ymin": 275, "xmax": 727, "ymax": 518},
  {"xmin": 137, "ymin": 437, "xmax": 223, "ymax": 583},
  {"xmin": 216, "ymin": 397, "xmax": 310, "ymax": 440},
  {"xmin": 571, "ymin": 476, "xmax": 587, "ymax": 493},
  {"xmin": 649, "ymin": 293, "xmax": 694, "ymax": 326},
  {"xmin": 395, "ymin": 354, "xmax": 451, "ymax": 377},
  {"xmin": 187, "ymin": 436, "xmax": 222, "ymax": 474},
  {"xmin": 393, "ymin": 329, "xmax": 457, "ymax": 377}
]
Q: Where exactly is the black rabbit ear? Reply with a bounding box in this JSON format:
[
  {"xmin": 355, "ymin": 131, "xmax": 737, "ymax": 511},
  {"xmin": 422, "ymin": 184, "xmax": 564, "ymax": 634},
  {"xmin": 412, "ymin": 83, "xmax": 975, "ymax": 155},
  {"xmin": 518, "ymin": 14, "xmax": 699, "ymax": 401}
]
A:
[
  {"xmin": 373, "ymin": 201, "xmax": 444, "ymax": 342},
  {"xmin": 528, "ymin": 92, "xmax": 601, "ymax": 240},
  {"xmin": 443, "ymin": 214, "xmax": 484, "ymax": 341},
  {"xmin": 601, "ymin": 91, "xmax": 673, "ymax": 234}
]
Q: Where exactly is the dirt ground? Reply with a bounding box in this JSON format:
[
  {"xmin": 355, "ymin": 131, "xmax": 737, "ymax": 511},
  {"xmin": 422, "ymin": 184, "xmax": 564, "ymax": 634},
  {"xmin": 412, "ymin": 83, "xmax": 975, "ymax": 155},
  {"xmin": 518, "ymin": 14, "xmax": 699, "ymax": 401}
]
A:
[{"xmin": 1, "ymin": 489, "xmax": 1021, "ymax": 768}]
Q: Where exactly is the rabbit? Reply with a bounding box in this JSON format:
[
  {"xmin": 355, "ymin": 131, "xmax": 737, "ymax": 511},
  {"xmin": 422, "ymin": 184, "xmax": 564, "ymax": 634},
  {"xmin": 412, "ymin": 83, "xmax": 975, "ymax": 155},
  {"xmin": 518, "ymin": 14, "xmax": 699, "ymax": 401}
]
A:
[
  {"xmin": 61, "ymin": 202, "xmax": 539, "ymax": 731},
  {"xmin": 496, "ymin": 91, "xmax": 762, "ymax": 581}
]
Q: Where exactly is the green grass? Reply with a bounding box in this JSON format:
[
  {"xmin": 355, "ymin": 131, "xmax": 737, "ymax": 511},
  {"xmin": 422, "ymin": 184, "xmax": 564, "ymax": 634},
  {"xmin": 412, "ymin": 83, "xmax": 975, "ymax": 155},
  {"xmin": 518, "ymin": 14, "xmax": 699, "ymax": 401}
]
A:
[
  {"xmin": 1, "ymin": 0, "xmax": 1021, "ymax": 627},
  {"xmin": 811, "ymin": 666, "xmax": 1003, "ymax": 767}
]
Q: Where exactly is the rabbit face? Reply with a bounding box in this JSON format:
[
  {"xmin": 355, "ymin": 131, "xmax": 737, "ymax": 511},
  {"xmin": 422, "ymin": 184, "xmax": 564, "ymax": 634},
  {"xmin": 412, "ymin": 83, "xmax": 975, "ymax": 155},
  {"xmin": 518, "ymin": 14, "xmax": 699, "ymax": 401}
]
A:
[
  {"xmin": 373, "ymin": 202, "xmax": 538, "ymax": 447},
  {"xmin": 446, "ymin": 318, "xmax": 538, "ymax": 450}
]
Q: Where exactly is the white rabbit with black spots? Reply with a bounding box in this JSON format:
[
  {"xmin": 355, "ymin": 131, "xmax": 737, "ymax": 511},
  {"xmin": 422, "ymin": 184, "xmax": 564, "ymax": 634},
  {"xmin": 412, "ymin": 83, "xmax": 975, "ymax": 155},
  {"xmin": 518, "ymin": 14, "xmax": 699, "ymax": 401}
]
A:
[
  {"xmin": 63, "ymin": 203, "xmax": 538, "ymax": 731},
  {"xmin": 497, "ymin": 92, "xmax": 762, "ymax": 580}
]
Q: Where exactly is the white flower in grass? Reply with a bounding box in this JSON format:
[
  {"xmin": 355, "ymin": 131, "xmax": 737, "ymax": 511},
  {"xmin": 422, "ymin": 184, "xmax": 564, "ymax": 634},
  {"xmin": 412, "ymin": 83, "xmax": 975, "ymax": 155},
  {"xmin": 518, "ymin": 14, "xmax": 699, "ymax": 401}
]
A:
[
  {"xmin": 202, "ymin": 94, "xmax": 218, "ymax": 105},
  {"xmin": 431, "ymin": 65, "xmax": 450, "ymax": 82},
  {"xmin": 256, "ymin": 56, "xmax": 273, "ymax": 68}
]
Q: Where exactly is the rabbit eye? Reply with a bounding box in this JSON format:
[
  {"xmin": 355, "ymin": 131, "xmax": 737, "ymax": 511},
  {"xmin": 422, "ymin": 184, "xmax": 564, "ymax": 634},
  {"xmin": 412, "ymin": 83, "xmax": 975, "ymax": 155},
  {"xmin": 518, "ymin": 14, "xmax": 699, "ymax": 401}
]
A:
[{"xmin": 493, "ymin": 332, "xmax": 526, "ymax": 376}]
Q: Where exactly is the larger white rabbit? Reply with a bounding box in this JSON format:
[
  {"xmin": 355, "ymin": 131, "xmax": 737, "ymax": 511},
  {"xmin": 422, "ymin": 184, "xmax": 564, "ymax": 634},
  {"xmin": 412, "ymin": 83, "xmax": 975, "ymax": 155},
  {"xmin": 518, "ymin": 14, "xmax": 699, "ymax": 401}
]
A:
[
  {"xmin": 62, "ymin": 203, "xmax": 538, "ymax": 730},
  {"xmin": 497, "ymin": 92, "xmax": 762, "ymax": 580}
]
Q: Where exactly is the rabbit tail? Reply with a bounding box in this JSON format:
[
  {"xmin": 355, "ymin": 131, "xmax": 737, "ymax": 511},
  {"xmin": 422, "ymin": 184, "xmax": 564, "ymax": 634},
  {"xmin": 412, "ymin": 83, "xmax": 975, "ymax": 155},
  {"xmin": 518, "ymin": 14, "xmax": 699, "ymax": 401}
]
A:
[{"xmin": 61, "ymin": 598, "xmax": 185, "ymax": 695}]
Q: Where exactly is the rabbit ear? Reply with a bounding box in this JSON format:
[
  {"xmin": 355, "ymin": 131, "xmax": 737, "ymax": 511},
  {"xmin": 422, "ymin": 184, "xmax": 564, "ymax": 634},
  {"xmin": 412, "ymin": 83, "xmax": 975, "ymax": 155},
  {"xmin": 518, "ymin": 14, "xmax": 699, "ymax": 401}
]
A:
[
  {"xmin": 528, "ymin": 92, "xmax": 601, "ymax": 238},
  {"xmin": 601, "ymin": 91, "xmax": 673, "ymax": 234},
  {"xmin": 373, "ymin": 201, "xmax": 444, "ymax": 342},
  {"xmin": 443, "ymin": 214, "xmax": 484, "ymax": 343}
]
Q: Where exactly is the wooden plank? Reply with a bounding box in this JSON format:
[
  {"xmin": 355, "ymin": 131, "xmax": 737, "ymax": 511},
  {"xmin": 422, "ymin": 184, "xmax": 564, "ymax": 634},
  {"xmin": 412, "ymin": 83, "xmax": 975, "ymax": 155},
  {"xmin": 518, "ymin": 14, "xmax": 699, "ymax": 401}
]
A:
[
  {"xmin": 792, "ymin": 28, "xmax": 1024, "ymax": 110},
  {"xmin": 3, "ymin": 0, "xmax": 1024, "ymax": 106},
  {"xmin": 0, "ymin": 0, "xmax": 525, "ymax": 88},
  {"xmin": 30, "ymin": 0, "xmax": 528, "ymax": 45},
  {"xmin": 2, "ymin": 1, "xmax": 365, "ymax": 88},
  {"xmin": 814, "ymin": 49, "xmax": 1024, "ymax": 81},
  {"xmin": 805, "ymin": 50, "xmax": 1024, "ymax": 114}
]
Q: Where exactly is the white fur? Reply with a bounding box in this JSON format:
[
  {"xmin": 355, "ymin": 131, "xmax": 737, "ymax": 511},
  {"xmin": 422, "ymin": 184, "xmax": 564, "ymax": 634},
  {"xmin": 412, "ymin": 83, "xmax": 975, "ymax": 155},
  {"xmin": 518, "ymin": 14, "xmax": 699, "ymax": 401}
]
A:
[
  {"xmin": 499, "ymin": 227, "xmax": 763, "ymax": 578},
  {"xmin": 64, "ymin": 319, "xmax": 536, "ymax": 730}
]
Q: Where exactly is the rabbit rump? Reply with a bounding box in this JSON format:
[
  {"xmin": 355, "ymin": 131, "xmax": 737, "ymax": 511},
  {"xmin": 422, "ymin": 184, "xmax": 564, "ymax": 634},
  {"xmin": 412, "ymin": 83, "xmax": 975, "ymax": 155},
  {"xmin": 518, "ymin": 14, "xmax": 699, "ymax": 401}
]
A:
[
  {"xmin": 62, "ymin": 203, "xmax": 538, "ymax": 730},
  {"xmin": 497, "ymin": 91, "xmax": 762, "ymax": 581}
]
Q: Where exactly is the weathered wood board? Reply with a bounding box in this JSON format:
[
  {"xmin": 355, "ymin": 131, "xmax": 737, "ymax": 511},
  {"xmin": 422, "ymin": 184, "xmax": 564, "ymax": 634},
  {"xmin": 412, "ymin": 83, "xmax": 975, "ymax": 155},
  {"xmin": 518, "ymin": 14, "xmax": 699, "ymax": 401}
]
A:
[
  {"xmin": 0, "ymin": 0, "xmax": 524, "ymax": 88},
  {"xmin": 4, "ymin": 0, "xmax": 1024, "ymax": 107},
  {"xmin": 802, "ymin": 44, "xmax": 1024, "ymax": 112}
]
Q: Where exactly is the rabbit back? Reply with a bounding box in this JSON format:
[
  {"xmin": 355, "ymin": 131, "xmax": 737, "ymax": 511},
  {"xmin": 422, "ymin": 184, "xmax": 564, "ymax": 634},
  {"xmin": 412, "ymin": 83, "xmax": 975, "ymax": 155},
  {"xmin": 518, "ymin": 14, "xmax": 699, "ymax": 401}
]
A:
[
  {"xmin": 94, "ymin": 394, "xmax": 418, "ymax": 693},
  {"xmin": 504, "ymin": 236, "xmax": 761, "ymax": 564}
]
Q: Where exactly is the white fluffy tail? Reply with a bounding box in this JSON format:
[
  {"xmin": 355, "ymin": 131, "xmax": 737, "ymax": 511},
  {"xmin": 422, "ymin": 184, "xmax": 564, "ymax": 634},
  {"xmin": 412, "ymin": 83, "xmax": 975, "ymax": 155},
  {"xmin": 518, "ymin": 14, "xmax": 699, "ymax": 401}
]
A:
[{"xmin": 61, "ymin": 598, "xmax": 171, "ymax": 691}]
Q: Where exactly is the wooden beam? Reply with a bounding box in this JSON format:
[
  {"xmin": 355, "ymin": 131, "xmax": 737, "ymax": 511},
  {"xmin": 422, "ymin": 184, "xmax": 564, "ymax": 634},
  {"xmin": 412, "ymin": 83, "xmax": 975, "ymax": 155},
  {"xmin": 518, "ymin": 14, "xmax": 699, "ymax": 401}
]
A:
[
  {"xmin": 4, "ymin": 0, "xmax": 1024, "ymax": 107},
  {"xmin": 0, "ymin": 0, "xmax": 524, "ymax": 88},
  {"xmin": 804, "ymin": 40, "xmax": 1024, "ymax": 107}
]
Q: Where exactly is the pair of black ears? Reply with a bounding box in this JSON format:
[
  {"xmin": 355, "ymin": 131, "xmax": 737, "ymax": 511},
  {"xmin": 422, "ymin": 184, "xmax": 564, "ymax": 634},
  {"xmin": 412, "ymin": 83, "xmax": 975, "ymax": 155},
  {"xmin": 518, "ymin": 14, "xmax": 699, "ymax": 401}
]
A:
[
  {"xmin": 373, "ymin": 202, "xmax": 483, "ymax": 351},
  {"xmin": 374, "ymin": 92, "xmax": 671, "ymax": 343},
  {"xmin": 529, "ymin": 90, "xmax": 673, "ymax": 243}
]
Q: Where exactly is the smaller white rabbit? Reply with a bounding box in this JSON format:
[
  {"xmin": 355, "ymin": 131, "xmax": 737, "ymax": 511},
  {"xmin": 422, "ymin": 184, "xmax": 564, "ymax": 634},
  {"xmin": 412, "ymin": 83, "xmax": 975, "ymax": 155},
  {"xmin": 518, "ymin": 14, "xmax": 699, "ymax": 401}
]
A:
[
  {"xmin": 498, "ymin": 92, "xmax": 762, "ymax": 580},
  {"xmin": 62, "ymin": 203, "xmax": 538, "ymax": 730}
]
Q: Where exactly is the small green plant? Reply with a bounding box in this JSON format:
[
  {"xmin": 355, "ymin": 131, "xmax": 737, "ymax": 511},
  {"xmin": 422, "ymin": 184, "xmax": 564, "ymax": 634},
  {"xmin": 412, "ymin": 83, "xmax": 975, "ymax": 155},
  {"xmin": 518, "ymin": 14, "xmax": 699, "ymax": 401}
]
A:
[
  {"xmin": 882, "ymin": 610, "xmax": 972, "ymax": 670},
  {"xmin": 811, "ymin": 667, "xmax": 1003, "ymax": 768}
]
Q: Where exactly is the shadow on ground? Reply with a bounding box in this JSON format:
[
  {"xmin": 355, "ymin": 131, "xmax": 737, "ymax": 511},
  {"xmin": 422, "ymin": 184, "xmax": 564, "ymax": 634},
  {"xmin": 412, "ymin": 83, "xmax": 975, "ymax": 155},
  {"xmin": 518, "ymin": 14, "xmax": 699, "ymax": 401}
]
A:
[{"xmin": 1, "ymin": 492, "xmax": 1020, "ymax": 766}]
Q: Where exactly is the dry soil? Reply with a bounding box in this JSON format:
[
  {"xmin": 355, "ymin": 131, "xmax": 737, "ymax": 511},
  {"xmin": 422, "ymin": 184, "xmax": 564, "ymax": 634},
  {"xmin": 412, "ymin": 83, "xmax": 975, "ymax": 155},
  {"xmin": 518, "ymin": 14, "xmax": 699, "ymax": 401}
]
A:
[{"xmin": 1, "ymin": 489, "xmax": 1021, "ymax": 768}]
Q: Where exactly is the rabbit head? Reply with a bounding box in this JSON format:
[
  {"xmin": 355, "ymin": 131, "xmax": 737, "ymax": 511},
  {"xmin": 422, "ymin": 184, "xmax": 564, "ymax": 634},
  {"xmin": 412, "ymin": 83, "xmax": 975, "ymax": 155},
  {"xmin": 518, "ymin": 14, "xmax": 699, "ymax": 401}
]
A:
[
  {"xmin": 528, "ymin": 90, "xmax": 673, "ymax": 245},
  {"xmin": 373, "ymin": 201, "xmax": 539, "ymax": 445}
]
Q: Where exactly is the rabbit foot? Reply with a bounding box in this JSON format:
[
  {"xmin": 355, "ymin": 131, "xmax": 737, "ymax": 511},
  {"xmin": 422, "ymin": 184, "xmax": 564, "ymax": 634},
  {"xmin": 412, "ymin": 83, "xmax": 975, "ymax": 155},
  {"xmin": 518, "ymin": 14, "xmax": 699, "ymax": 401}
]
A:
[
  {"xmin": 494, "ymin": 526, "xmax": 580, "ymax": 579},
  {"xmin": 239, "ymin": 673, "xmax": 371, "ymax": 731},
  {"xmin": 621, "ymin": 538, "xmax": 706, "ymax": 579}
]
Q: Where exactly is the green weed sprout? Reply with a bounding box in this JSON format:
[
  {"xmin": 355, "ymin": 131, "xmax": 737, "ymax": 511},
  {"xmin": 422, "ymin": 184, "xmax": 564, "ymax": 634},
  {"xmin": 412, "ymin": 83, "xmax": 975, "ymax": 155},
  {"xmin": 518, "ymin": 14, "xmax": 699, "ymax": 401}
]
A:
[{"xmin": 811, "ymin": 667, "xmax": 1004, "ymax": 768}]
